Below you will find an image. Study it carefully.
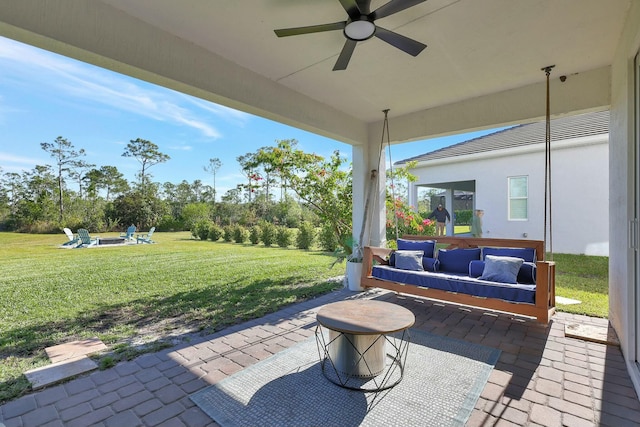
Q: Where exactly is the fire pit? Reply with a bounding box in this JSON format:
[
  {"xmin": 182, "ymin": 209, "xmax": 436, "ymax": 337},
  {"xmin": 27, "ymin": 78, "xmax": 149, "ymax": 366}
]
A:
[{"xmin": 97, "ymin": 237, "xmax": 125, "ymax": 246}]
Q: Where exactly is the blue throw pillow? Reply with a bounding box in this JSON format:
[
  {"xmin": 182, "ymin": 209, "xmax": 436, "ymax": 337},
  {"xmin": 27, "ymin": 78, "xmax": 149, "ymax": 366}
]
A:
[
  {"xmin": 437, "ymin": 248, "xmax": 481, "ymax": 274},
  {"xmin": 517, "ymin": 262, "xmax": 537, "ymax": 284},
  {"xmin": 482, "ymin": 247, "xmax": 536, "ymax": 263},
  {"xmin": 469, "ymin": 260, "xmax": 485, "ymax": 277},
  {"xmin": 479, "ymin": 255, "xmax": 524, "ymax": 284},
  {"xmin": 422, "ymin": 257, "xmax": 440, "ymax": 272},
  {"xmin": 397, "ymin": 239, "xmax": 436, "ymax": 258},
  {"xmin": 394, "ymin": 250, "xmax": 424, "ymax": 271}
]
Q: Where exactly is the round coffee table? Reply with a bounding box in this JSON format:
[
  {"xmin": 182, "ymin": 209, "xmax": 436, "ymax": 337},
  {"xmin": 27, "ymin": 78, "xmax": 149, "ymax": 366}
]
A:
[{"xmin": 315, "ymin": 300, "xmax": 415, "ymax": 391}]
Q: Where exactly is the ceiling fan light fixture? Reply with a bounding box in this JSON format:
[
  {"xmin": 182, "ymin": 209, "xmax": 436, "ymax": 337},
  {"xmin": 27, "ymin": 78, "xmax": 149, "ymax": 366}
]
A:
[{"xmin": 344, "ymin": 18, "xmax": 375, "ymax": 41}]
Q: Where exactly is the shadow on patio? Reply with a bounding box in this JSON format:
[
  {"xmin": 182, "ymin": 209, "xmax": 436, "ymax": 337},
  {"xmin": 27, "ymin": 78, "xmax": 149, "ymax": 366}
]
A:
[{"xmin": 1, "ymin": 288, "xmax": 639, "ymax": 426}]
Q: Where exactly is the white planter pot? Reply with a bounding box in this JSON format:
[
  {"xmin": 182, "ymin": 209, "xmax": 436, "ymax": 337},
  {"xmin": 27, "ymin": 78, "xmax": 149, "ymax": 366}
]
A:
[{"xmin": 346, "ymin": 262, "xmax": 364, "ymax": 292}]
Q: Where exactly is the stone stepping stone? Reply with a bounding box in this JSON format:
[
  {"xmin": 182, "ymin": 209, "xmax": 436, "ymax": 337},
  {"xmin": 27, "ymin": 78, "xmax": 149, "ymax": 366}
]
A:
[
  {"xmin": 556, "ymin": 296, "xmax": 581, "ymax": 305},
  {"xmin": 565, "ymin": 323, "xmax": 620, "ymax": 346},
  {"xmin": 24, "ymin": 337, "xmax": 108, "ymax": 389},
  {"xmin": 45, "ymin": 337, "xmax": 107, "ymax": 363},
  {"xmin": 25, "ymin": 356, "xmax": 98, "ymax": 389}
]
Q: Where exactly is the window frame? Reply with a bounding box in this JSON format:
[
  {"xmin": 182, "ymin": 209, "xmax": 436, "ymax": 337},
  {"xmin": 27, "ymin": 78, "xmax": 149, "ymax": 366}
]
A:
[{"xmin": 508, "ymin": 175, "xmax": 528, "ymax": 221}]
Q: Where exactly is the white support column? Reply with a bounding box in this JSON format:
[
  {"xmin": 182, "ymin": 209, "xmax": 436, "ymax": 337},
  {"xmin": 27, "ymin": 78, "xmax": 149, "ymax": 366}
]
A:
[
  {"xmin": 408, "ymin": 182, "xmax": 418, "ymax": 211},
  {"xmin": 352, "ymin": 143, "xmax": 386, "ymax": 250},
  {"xmin": 445, "ymin": 188, "xmax": 454, "ymax": 236},
  {"xmin": 370, "ymin": 146, "xmax": 386, "ymax": 248}
]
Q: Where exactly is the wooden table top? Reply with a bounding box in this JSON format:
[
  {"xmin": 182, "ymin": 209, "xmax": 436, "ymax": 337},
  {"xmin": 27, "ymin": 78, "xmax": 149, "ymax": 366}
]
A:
[{"xmin": 316, "ymin": 300, "xmax": 415, "ymax": 335}]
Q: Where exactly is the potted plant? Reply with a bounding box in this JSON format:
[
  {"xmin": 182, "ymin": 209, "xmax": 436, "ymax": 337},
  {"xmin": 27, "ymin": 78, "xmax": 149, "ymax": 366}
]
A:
[
  {"xmin": 333, "ymin": 236, "xmax": 364, "ymax": 292},
  {"xmin": 345, "ymin": 247, "xmax": 364, "ymax": 291}
]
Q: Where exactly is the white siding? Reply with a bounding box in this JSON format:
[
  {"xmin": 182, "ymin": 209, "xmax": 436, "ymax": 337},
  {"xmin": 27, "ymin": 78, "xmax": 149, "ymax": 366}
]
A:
[
  {"xmin": 609, "ymin": 0, "xmax": 640, "ymax": 398},
  {"xmin": 410, "ymin": 138, "xmax": 608, "ymax": 255}
]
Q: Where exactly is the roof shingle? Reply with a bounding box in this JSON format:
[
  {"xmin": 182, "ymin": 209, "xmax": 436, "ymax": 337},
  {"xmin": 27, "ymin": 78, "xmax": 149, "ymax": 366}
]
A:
[{"xmin": 396, "ymin": 110, "xmax": 609, "ymax": 165}]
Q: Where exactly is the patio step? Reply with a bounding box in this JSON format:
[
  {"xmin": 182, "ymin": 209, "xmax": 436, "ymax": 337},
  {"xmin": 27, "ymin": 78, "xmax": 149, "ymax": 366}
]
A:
[
  {"xmin": 24, "ymin": 337, "xmax": 107, "ymax": 389},
  {"xmin": 25, "ymin": 356, "xmax": 98, "ymax": 389},
  {"xmin": 564, "ymin": 322, "xmax": 620, "ymax": 346},
  {"xmin": 45, "ymin": 337, "xmax": 107, "ymax": 363}
]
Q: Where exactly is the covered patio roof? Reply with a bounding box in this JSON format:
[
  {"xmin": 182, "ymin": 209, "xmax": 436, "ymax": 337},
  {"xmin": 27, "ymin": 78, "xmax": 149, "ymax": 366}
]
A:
[
  {"xmin": 2, "ymin": 0, "xmax": 640, "ymax": 404},
  {"xmin": 0, "ymin": 0, "xmax": 630, "ymax": 145}
]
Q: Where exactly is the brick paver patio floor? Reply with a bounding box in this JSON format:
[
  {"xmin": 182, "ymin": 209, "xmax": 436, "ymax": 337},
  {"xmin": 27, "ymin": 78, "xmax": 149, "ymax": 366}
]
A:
[{"xmin": 2, "ymin": 288, "xmax": 639, "ymax": 426}]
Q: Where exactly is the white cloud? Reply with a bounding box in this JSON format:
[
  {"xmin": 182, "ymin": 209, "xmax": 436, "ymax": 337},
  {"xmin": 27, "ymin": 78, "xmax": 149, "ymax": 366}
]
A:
[
  {"xmin": 0, "ymin": 37, "xmax": 243, "ymax": 138},
  {"xmin": 0, "ymin": 152, "xmax": 44, "ymax": 165},
  {"xmin": 181, "ymin": 95, "xmax": 251, "ymax": 126},
  {"xmin": 0, "ymin": 95, "xmax": 26, "ymax": 124},
  {"xmin": 169, "ymin": 145, "xmax": 193, "ymax": 151},
  {"xmin": 218, "ymin": 172, "xmax": 246, "ymax": 183},
  {"xmin": 0, "ymin": 152, "xmax": 46, "ymax": 173}
]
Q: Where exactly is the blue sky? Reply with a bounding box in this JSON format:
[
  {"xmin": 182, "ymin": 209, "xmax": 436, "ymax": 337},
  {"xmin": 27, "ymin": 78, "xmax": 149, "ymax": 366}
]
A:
[{"xmin": 0, "ymin": 36, "xmax": 501, "ymax": 197}]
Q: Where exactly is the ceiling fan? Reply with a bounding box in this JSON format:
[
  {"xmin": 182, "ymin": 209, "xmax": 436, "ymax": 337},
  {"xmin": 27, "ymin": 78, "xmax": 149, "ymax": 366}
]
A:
[{"xmin": 274, "ymin": 0, "xmax": 428, "ymax": 71}]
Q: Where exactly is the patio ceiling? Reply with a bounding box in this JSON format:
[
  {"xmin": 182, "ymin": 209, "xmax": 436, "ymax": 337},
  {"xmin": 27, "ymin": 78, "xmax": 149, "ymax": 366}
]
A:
[{"xmin": 0, "ymin": 0, "xmax": 631, "ymax": 145}]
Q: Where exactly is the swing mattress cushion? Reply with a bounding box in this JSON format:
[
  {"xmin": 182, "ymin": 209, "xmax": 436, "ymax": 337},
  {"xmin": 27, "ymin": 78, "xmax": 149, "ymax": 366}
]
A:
[{"xmin": 370, "ymin": 265, "xmax": 537, "ymax": 304}]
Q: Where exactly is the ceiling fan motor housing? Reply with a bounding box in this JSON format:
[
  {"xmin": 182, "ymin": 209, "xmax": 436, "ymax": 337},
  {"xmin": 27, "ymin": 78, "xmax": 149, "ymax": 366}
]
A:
[{"xmin": 344, "ymin": 17, "xmax": 376, "ymax": 41}]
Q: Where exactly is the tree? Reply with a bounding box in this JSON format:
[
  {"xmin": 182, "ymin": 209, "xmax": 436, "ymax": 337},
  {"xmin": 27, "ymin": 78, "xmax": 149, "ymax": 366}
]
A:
[
  {"xmin": 122, "ymin": 138, "xmax": 170, "ymax": 189},
  {"xmin": 270, "ymin": 139, "xmax": 298, "ymax": 200},
  {"xmin": 181, "ymin": 202, "xmax": 211, "ymax": 231},
  {"xmin": 191, "ymin": 179, "xmax": 204, "ymax": 202},
  {"xmin": 236, "ymin": 153, "xmax": 260, "ymax": 203},
  {"xmin": 1, "ymin": 171, "xmax": 23, "ymax": 216},
  {"xmin": 85, "ymin": 166, "xmax": 127, "ymax": 201},
  {"xmin": 111, "ymin": 190, "xmax": 168, "ymax": 230},
  {"xmin": 263, "ymin": 144, "xmax": 353, "ymax": 255},
  {"xmin": 68, "ymin": 160, "xmax": 95, "ymax": 199},
  {"xmin": 16, "ymin": 165, "xmax": 58, "ymax": 229},
  {"xmin": 40, "ymin": 136, "xmax": 87, "ymax": 222},
  {"xmin": 203, "ymin": 158, "xmax": 222, "ymax": 204}
]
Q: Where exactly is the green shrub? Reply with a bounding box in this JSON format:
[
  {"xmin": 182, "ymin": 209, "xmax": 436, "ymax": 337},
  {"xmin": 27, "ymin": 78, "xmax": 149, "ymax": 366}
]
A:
[
  {"xmin": 261, "ymin": 222, "xmax": 276, "ymax": 247},
  {"xmin": 208, "ymin": 224, "xmax": 223, "ymax": 241},
  {"xmin": 453, "ymin": 209, "xmax": 473, "ymax": 226},
  {"xmin": 276, "ymin": 226, "xmax": 293, "ymax": 248},
  {"xmin": 157, "ymin": 215, "xmax": 184, "ymax": 232},
  {"xmin": 194, "ymin": 220, "xmax": 213, "ymax": 240},
  {"xmin": 318, "ymin": 222, "xmax": 339, "ymax": 252},
  {"xmin": 223, "ymin": 225, "xmax": 234, "ymax": 242},
  {"xmin": 296, "ymin": 221, "xmax": 316, "ymax": 249},
  {"xmin": 233, "ymin": 225, "xmax": 248, "ymax": 243},
  {"xmin": 249, "ymin": 225, "xmax": 261, "ymax": 245}
]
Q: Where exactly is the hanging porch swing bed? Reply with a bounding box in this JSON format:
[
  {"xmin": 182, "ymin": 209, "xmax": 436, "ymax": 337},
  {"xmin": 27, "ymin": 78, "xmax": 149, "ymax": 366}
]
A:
[{"xmin": 361, "ymin": 236, "xmax": 556, "ymax": 324}]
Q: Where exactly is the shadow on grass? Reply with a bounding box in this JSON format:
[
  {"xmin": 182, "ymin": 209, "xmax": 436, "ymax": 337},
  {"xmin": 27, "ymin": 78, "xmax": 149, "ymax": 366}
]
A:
[
  {"xmin": 0, "ymin": 276, "xmax": 342, "ymax": 401},
  {"xmin": 2, "ymin": 277, "xmax": 340, "ymax": 357}
]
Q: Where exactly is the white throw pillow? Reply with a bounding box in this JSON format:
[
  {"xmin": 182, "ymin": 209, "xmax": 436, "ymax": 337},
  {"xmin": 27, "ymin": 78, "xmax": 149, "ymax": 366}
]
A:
[{"xmin": 479, "ymin": 255, "xmax": 524, "ymax": 284}]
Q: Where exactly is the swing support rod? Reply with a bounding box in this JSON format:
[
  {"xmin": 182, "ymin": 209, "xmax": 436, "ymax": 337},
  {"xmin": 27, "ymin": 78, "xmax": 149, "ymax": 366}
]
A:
[{"xmin": 542, "ymin": 65, "xmax": 554, "ymax": 261}]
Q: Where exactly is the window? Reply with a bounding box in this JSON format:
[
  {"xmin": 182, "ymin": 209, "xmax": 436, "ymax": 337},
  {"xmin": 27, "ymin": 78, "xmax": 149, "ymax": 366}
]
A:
[{"xmin": 508, "ymin": 176, "xmax": 528, "ymax": 220}]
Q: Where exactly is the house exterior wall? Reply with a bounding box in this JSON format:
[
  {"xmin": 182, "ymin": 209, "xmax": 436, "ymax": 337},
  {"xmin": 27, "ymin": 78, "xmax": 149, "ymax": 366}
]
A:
[
  {"xmin": 610, "ymin": 0, "xmax": 640, "ymax": 397},
  {"xmin": 409, "ymin": 137, "xmax": 609, "ymax": 255}
]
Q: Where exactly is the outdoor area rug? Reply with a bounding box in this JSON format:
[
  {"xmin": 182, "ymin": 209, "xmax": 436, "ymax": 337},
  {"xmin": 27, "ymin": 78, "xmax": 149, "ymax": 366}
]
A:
[{"xmin": 190, "ymin": 329, "xmax": 500, "ymax": 427}]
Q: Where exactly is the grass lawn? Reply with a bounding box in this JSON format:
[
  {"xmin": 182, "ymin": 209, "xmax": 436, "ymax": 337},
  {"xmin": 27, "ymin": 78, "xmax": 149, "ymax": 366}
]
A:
[
  {"xmin": 547, "ymin": 253, "xmax": 609, "ymax": 318},
  {"xmin": 0, "ymin": 231, "xmax": 344, "ymax": 403},
  {"xmin": 0, "ymin": 232, "xmax": 608, "ymax": 403}
]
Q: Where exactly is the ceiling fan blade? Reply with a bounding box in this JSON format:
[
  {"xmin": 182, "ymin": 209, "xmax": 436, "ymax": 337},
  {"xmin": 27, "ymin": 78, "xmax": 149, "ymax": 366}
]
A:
[
  {"xmin": 375, "ymin": 26, "xmax": 427, "ymax": 56},
  {"xmin": 369, "ymin": 0, "xmax": 427, "ymax": 20},
  {"xmin": 333, "ymin": 39, "xmax": 358, "ymax": 70},
  {"xmin": 274, "ymin": 21, "xmax": 346, "ymax": 37},
  {"xmin": 338, "ymin": 0, "xmax": 364, "ymax": 20},
  {"xmin": 355, "ymin": 0, "xmax": 372, "ymax": 15}
]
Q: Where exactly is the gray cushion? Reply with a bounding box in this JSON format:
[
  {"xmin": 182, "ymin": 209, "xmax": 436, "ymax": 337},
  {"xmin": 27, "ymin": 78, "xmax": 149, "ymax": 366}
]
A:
[
  {"xmin": 394, "ymin": 250, "xmax": 424, "ymax": 271},
  {"xmin": 479, "ymin": 255, "xmax": 524, "ymax": 284}
]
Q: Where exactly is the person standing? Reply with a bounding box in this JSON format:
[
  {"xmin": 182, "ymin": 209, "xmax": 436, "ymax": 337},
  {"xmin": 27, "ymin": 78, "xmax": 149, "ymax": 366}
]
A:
[
  {"xmin": 471, "ymin": 209, "xmax": 484, "ymax": 237},
  {"xmin": 428, "ymin": 204, "xmax": 451, "ymax": 236}
]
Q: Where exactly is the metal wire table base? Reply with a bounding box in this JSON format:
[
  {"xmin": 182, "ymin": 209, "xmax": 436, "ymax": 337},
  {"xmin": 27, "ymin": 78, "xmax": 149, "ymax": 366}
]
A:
[{"xmin": 315, "ymin": 325, "xmax": 411, "ymax": 392}]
